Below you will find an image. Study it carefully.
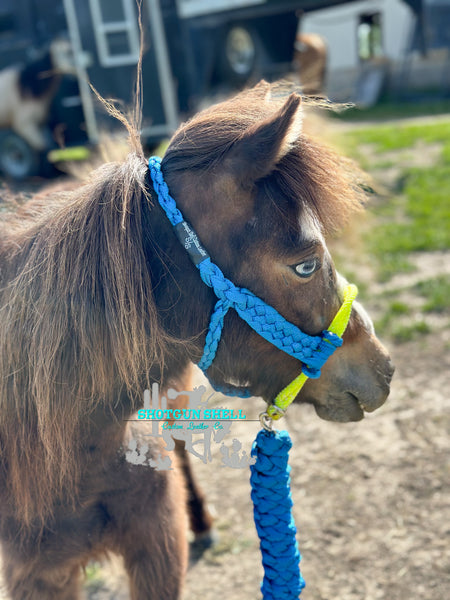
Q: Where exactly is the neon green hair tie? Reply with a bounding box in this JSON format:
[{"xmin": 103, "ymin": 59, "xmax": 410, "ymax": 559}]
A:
[{"xmin": 266, "ymin": 284, "xmax": 358, "ymax": 421}]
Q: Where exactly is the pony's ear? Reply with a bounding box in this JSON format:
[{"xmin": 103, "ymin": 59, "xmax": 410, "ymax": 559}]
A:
[{"xmin": 228, "ymin": 93, "xmax": 302, "ymax": 185}]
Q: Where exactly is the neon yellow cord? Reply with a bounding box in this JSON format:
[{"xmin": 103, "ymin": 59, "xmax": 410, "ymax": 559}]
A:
[{"xmin": 266, "ymin": 284, "xmax": 358, "ymax": 420}]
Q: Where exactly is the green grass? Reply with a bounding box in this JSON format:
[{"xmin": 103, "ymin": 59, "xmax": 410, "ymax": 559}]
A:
[
  {"xmin": 347, "ymin": 120, "xmax": 450, "ymax": 153},
  {"xmin": 334, "ymin": 97, "xmax": 450, "ymax": 122},
  {"xmin": 374, "ymin": 300, "xmax": 410, "ymax": 337},
  {"xmin": 345, "ymin": 120, "xmax": 450, "ymax": 282},
  {"xmin": 388, "ymin": 301, "xmax": 411, "ymax": 315},
  {"xmin": 391, "ymin": 321, "xmax": 431, "ymax": 343},
  {"xmin": 414, "ymin": 276, "xmax": 450, "ymax": 313},
  {"xmin": 344, "ymin": 117, "xmax": 450, "ymax": 342},
  {"xmin": 374, "ymin": 288, "xmax": 449, "ymax": 341}
]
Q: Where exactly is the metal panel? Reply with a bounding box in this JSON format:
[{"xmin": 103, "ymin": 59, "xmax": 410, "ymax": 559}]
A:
[
  {"xmin": 63, "ymin": 0, "xmax": 177, "ymax": 142},
  {"xmin": 63, "ymin": 0, "xmax": 99, "ymax": 143}
]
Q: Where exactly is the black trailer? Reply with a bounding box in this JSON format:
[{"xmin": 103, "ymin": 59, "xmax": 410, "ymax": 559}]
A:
[{"xmin": 0, "ymin": 0, "xmax": 355, "ymax": 178}]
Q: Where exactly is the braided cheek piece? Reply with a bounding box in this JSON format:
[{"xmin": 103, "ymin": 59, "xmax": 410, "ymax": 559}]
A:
[
  {"xmin": 148, "ymin": 156, "xmax": 343, "ymax": 383},
  {"xmin": 250, "ymin": 429, "xmax": 306, "ymax": 599}
]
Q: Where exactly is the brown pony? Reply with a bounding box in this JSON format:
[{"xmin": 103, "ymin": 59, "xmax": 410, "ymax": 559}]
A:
[{"xmin": 0, "ymin": 82, "xmax": 393, "ymax": 599}]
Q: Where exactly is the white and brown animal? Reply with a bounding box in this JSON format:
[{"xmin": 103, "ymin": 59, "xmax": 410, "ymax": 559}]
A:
[
  {"xmin": 0, "ymin": 82, "xmax": 393, "ymax": 599},
  {"xmin": 0, "ymin": 45, "xmax": 64, "ymax": 151}
]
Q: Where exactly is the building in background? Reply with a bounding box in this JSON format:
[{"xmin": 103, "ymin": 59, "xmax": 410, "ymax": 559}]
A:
[
  {"xmin": 2, "ymin": 0, "xmax": 447, "ymax": 179},
  {"xmin": 300, "ymin": 0, "xmax": 450, "ymax": 103},
  {"xmin": 0, "ymin": 0, "xmax": 354, "ymax": 179}
]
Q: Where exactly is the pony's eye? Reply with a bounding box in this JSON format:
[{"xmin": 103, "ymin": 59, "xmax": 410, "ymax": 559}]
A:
[{"xmin": 294, "ymin": 258, "xmax": 320, "ymax": 278}]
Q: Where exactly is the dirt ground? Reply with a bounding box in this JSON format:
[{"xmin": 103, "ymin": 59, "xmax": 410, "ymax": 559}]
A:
[
  {"xmin": 0, "ymin": 124, "xmax": 449, "ymax": 600},
  {"xmin": 1, "ymin": 319, "xmax": 448, "ymax": 600},
  {"xmin": 77, "ymin": 259, "xmax": 449, "ymax": 600},
  {"xmin": 75, "ymin": 306, "xmax": 449, "ymax": 600}
]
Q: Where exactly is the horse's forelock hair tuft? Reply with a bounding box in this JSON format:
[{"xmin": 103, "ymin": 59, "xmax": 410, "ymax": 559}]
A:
[
  {"xmin": 163, "ymin": 82, "xmax": 366, "ymax": 234},
  {"xmin": 275, "ymin": 136, "xmax": 366, "ymax": 236}
]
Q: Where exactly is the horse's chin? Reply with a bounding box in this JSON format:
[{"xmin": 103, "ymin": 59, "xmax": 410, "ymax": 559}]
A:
[{"xmin": 311, "ymin": 393, "xmax": 365, "ymax": 422}]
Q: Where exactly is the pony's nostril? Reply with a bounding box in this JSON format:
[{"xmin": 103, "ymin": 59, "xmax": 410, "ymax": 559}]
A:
[{"xmin": 386, "ymin": 359, "xmax": 395, "ymax": 382}]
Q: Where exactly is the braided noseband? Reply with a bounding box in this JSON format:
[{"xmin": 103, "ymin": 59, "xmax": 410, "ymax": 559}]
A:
[{"xmin": 149, "ymin": 156, "xmax": 355, "ymax": 410}]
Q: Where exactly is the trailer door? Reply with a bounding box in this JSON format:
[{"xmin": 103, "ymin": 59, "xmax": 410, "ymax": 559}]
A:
[{"xmin": 63, "ymin": 0, "xmax": 178, "ymax": 143}]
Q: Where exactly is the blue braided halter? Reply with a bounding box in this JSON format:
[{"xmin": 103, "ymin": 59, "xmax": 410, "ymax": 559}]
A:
[{"xmin": 148, "ymin": 156, "xmax": 343, "ymax": 392}]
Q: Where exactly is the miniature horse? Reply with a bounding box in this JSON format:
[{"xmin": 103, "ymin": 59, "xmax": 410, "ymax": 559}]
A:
[{"xmin": 0, "ymin": 82, "xmax": 393, "ymax": 599}]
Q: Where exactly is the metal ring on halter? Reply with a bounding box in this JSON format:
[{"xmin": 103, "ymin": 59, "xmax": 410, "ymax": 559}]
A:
[{"xmin": 259, "ymin": 412, "xmax": 274, "ymax": 432}]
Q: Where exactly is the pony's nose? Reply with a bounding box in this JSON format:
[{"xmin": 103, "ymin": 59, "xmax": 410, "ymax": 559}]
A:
[
  {"xmin": 385, "ymin": 359, "xmax": 395, "ymax": 384},
  {"xmin": 376, "ymin": 357, "xmax": 395, "ymax": 398}
]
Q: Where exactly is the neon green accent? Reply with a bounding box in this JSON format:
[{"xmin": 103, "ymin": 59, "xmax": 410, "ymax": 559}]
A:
[
  {"xmin": 47, "ymin": 146, "xmax": 91, "ymax": 163},
  {"xmin": 267, "ymin": 284, "xmax": 358, "ymax": 420}
]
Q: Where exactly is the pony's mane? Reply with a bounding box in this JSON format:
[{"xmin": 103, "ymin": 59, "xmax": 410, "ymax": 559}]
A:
[
  {"xmin": 163, "ymin": 83, "xmax": 364, "ymax": 236},
  {"xmin": 0, "ymin": 153, "xmax": 180, "ymax": 525},
  {"xmin": 0, "ymin": 18, "xmax": 154, "ymax": 524}
]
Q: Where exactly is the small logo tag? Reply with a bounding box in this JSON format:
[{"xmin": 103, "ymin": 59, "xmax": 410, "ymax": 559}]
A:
[{"xmin": 174, "ymin": 221, "xmax": 209, "ymax": 265}]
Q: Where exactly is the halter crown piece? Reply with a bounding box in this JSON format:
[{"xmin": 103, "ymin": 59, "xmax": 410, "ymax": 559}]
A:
[{"xmin": 149, "ymin": 155, "xmax": 358, "ymax": 599}]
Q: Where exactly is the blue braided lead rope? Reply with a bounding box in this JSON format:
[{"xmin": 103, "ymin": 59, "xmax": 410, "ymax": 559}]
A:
[
  {"xmin": 148, "ymin": 156, "xmax": 343, "ymax": 382},
  {"xmin": 250, "ymin": 428, "xmax": 305, "ymax": 599}
]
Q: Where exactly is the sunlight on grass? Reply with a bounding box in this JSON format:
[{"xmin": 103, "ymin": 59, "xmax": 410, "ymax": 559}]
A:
[
  {"xmin": 335, "ymin": 98, "xmax": 450, "ymax": 122},
  {"xmin": 343, "ymin": 118, "xmax": 450, "ymax": 342},
  {"xmin": 347, "ymin": 121, "xmax": 450, "ymax": 281},
  {"xmin": 348, "ymin": 121, "xmax": 450, "ymax": 153}
]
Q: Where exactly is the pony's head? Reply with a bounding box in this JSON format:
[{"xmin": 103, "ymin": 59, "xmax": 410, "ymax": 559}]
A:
[{"xmin": 158, "ymin": 82, "xmax": 393, "ymax": 422}]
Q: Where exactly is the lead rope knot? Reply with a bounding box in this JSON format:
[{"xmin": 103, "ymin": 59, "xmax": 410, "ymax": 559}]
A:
[{"xmin": 250, "ymin": 429, "xmax": 305, "ymax": 599}]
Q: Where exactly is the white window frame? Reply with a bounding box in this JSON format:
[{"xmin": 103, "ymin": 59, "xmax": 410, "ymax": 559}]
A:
[
  {"xmin": 89, "ymin": 0, "xmax": 140, "ymax": 67},
  {"xmin": 176, "ymin": 0, "xmax": 265, "ymax": 20}
]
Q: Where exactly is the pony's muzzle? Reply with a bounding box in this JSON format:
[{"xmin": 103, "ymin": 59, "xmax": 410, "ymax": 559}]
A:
[
  {"xmin": 360, "ymin": 356, "xmax": 395, "ymax": 412},
  {"xmin": 300, "ymin": 336, "xmax": 394, "ymax": 423}
]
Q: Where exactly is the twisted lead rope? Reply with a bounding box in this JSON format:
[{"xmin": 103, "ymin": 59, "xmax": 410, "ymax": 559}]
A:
[
  {"xmin": 148, "ymin": 156, "xmax": 343, "ymax": 380},
  {"xmin": 250, "ymin": 428, "xmax": 305, "ymax": 599}
]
